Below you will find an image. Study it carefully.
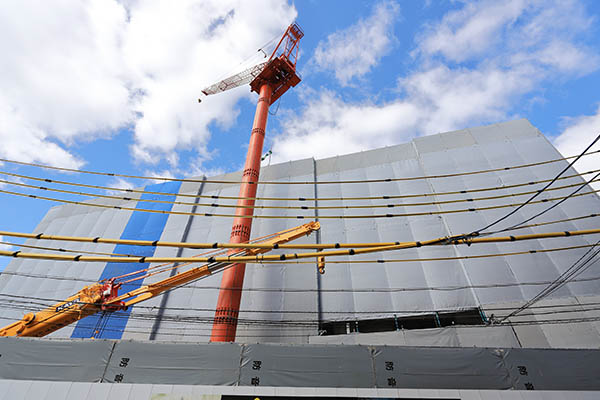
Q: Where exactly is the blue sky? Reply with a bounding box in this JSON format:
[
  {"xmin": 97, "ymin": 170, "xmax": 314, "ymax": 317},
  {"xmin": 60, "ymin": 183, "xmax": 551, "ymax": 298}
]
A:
[{"xmin": 1, "ymin": 0, "xmax": 600, "ymax": 270}]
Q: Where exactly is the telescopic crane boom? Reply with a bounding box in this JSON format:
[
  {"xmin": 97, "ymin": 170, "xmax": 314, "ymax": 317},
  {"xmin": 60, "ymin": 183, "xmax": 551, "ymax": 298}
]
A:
[{"xmin": 0, "ymin": 221, "xmax": 320, "ymax": 338}]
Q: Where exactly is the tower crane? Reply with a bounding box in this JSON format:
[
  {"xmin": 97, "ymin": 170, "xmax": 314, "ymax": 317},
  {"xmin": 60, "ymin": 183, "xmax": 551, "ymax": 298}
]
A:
[
  {"xmin": 0, "ymin": 23, "xmax": 306, "ymax": 341},
  {"xmin": 200, "ymin": 23, "xmax": 304, "ymax": 342}
]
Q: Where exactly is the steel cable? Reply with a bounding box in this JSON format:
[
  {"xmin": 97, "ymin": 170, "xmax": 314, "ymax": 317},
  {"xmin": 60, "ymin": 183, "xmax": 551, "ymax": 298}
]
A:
[
  {"xmin": 468, "ymin": 132, "xmax": 600, "ymax": 236},
  {"xmin": 0, "ymin": 148, "xmax": 598, "ymax": 185},
  {"xmin": 1, "ymin": 175, "xmax": 598, "ymax": 211},
  {"xmin": 1, "ymin": 228, "xmax": 599, "ymax": 263},
  {"xmin": 2, "ymin": 292, "xmax": 600, "ymax": 317},
  {"xmin": 2, "ymin": 167, "xmax": 597, "ymax": 203},
  {"xmin": 0, "ymin": 185, "xmax": 598, "ymax": 220},
  {"xmin": 499, "ymin": 239, "xmax": 600, "ymax": 323}
]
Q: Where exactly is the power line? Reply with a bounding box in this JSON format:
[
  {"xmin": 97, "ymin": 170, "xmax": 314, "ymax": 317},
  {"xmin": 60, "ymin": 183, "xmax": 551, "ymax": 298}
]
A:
[
  {"xmin": 2, "ymin": 314, "xmax": 598, "ymax": 338},
  {"xmin": 468, "ymin": 132, "xmax": 600, "ymax": 236},
  {"xmin": 3, "ymin": 297, "xmax": 600, "ymax": 340},
  {"xmin": 2, "ymin": 228, "xmax": 600, "ymax": 264},
  {"xmin": 3, "ymin": 167, "xmax": 597, "ymax": 203},
  {"xmin": 0, "ymin": 212, "xmax": 595, "ymax": 258},
  {"xmin": 2, "ymin": 292, "xmax": 600, "ymax": 317},
  {"xmin": 1, "ymin": 185, "xmax": 598, "ymax": 220},
  {"xmin": 0, "ymin": 148, "xmax": 597, "ymax": 185},
  {"xmin": 1, "ymin": 223, "xmax": 599, "ymax": 254},
  {"xmin": 484, "ymin": 171, "xmax": 600, "ymax": 235},
  {"xmin": 2, "ymin": 175, "xmax": 598, "ymax": 212},
  {"xmin": 3, "ymin": 270, "xmax": 600, "ymax": 296},
  {"xmin": 499, "ymin": 239, "xmax": 600, "ymax": 323},
  {"xmin": 0, "ymin": 241, "xmax": 137, "ymax": 257},
  {"xmin": 1, "ymin": 239, "xmax": 596, "ymax": 269},
  {"xmin": 1, "ymin": 242, "xmax": 597, "ymax": 290}
]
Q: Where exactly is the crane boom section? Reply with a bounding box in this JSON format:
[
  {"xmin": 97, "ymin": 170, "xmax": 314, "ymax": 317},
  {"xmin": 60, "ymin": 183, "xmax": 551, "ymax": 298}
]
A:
[
  {"xmin": 201, "ymin": 61, "xmax": 267, "ymax": 96},
  {"xmin": 200, "ymin": 23, "xmax": 304, "ymax": 101},
  {"xmin": 0, "ymin": 221, "xmax": 320, "ymax": 337},
  {"xmin": 112, "ymin": 221, "xmax": 320, "ymax": 307},
  {"xmin": 0, "ymin": 282, "xmax": 114, "ymax": 337}
]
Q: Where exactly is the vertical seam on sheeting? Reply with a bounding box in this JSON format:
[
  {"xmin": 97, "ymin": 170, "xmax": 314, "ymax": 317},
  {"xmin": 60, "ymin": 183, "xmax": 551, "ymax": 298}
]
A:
[
  {"xmin": 497, "ymin": 347, "xmax": 515, "ymax": 390},
  {"xmin": 149, "ymin": 177, "xmax": 206, "ymax": 340},
  {"xmin": 313, "ymin": 158, "xmax": 323, "ymax": 328},
  {"xmin": 511, "ymin": 325, "xmax": 523, "ymax": 348},
  {"xmin": 474, "ymin": 132, "xmax": 535, "ymax": 303},
  {"xmin": 236, "ymin": 343, "xmax": 245, "ymax": 386},
  {"xmin": 100, "ymin": 341, "xmax": 117, "ymax": 383},
  {"xmin": 411, "ymin": 140, "xmax": 483, "ymax": 310},
  {"xmin": 368, "ymin": 346, "xmax": 377, "ymax": 388}
]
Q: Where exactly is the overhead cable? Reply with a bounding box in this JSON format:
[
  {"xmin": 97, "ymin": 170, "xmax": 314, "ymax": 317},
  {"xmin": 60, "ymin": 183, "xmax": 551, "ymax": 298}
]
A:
[
  {"xmin": 2, "ymin": 301, "xmax": 600, "ymax": 332},
  {"xmin": 2, "ymin": 175, "xmax": 598, "ymax": 212},
  {"xmin": 0, "ymin": 148, "xmax": 598, "ymax": 185},
  {"xmin": 3, "ymin": 300, "xmax": 600, "ymax": 338},
  {"xmin": 1, "ymin": 228, "xmax": 599, "ymax": 263},
  {"xmin": 0, "ymin": 315, "xmax": 593, "ymax": 338},
  {"xmin": 2, "ymin": 167, "xmax": 597, "ymax": 203},
  {"xmin": 1, "ymin": 216, "xmax": 598, "ymax": 252},
  {"xmin": 0, "ymin": 241, "xmax": 137, "ymax": 257},
  {"xmin": 254, "ymin": 243, "xmax": 598, "ymax": 265},
  {"xmin": 1, "ymin": 240, "xmax": 597, "ymax": 277},
  {"xmin": 469, "ymin": 132, "xmax": 600, "ymax": 235},
  {"xmin": 2, "ymin": 244, "xmax": 599, "ymax": 290},
  {"xmin": 3, "ymin": 286, "xmax": 600, "ymax": 337},
  {"xmin": 3, "ymin": 292, "xmax": 600, "ymax": 317},
  {"xmin": 483, "ymin": 171, "xmax": 600, "ymax": 235},
  {"xmin": 499, "ymin": 239, "xmax": 600, "ymax": 323},
  {"xmin": 6, "ymin": 210, "xmax": 596, "ymax": 274},
  {"xmin": 1, "ymin": 220, "xmax": 599, "ymax": 252},
  {"xmin": 0, "ymin": 185, "xmax": 598, "ymax": 220}
]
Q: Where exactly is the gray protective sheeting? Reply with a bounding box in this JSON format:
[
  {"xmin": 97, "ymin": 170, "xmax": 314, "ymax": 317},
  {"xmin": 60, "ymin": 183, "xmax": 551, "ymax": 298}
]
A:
[
  {"xmin": 0, "ymin": 337, "xmax": 113, "ymax": 382},
  {"xmin": 503, "ymin": 348, "xmax": 600, "ymax": 391},
  {"xmin": 2, "ymin": 119, "xmax": 600, "ymax": 345},
  {"xmin": 239, "ymin": 343, "xmax": 374, "ymax": 387},
  {"xmin": 372, "ymin": 346, "xmax": 510, "ymax": 390},
  {"xmin": 103, "ymin": 341, "xmax": 242, "ymax": 385},
  {"xmin": 1, "ymin": 338, "xmax": 600, "ymax": 390}
]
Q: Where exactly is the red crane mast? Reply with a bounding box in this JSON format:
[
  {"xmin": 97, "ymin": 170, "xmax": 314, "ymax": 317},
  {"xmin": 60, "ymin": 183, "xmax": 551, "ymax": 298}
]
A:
[{"xmin": 203, "ymin": 23, "xmax": 304, "ymax": 342}]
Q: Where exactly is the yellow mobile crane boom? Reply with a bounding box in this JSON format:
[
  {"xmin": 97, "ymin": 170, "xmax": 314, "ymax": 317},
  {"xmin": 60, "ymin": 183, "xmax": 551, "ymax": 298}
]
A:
[{"xmin": 0, "ymin": 221, "xmax": 320, "ymax": 337}]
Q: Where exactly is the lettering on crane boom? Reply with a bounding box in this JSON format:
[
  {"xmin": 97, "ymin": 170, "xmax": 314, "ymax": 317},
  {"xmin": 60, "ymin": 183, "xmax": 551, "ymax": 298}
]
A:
[{"xmin": 55, "ymin": 298, "xmax": 80, "ymax": 312}]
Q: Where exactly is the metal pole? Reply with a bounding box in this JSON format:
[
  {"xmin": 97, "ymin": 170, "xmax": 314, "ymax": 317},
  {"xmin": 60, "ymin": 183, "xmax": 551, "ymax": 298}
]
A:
[{"xmin": 211, "ymin": 83, "xmax": 273, "ymax": 342}]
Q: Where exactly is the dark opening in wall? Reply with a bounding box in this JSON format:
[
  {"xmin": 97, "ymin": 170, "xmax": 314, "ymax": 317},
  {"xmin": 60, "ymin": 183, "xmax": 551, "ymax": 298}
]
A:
[{"xmin": 318, "ymin": 308, "xmax": 485, "ymax": 336}]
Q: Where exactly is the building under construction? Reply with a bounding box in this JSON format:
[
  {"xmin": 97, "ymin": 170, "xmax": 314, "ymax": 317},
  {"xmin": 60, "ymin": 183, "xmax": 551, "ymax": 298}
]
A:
[{"xmin": 1, "ymin": 117, "xmax": 600, "ymax": 398}]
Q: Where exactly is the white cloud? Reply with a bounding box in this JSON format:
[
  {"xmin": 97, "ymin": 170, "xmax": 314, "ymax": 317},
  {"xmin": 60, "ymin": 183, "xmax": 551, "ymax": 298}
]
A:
[
  {"xmin": 417, "ymin": 0, "xmax": 598, "ymax": 70},
  {"xmin": 144, "ymin": 162, "xmax": 226, "ymax": 183},
  {"xmin": 0, "ymin": 0, "xmax": 296, "ymax": 170},
  {"xmin": 554, "ymin": 105, "xmax": 600, "ymax": 189},
  {"xmin": 104, "ymin": 177, "xmax": 136, "ymax": 196},
  {"xmin": 312, "ymin": 1, "xmax": 399, "ymax": 86},
  {"xmin": 272, "ymin": 65, "xmax": 533, "ymax": 162},
  {"xmin": 0, "ymin": 0, "xmax": 129, "ymax": 168},
  {"xmin": 0, "ymin": 236, "xmax": 13, "ymax": 252},
  {"xmin": 123, "ymin": 0, "xmax": 296, "ymax": 167},
  {"xmin": 400, "ymin": 64, "xmax": 536, "ymax": 134},
  {"xmin": 272, "ymin": 0, "xmax": 599, "ymax": 163},
  {"xmin": 272, "ymin": 89, "xmax": 419, "ymax": 162},
  {"xmin": 419, "ymin": 0, "xmax": 527, "ymax": 62}
]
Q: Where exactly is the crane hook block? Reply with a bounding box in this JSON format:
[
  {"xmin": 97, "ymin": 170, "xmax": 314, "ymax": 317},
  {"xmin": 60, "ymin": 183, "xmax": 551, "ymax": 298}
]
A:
[{"xmin": 317, "ymin": 256, "xmax": 325, "ymax": 274}]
